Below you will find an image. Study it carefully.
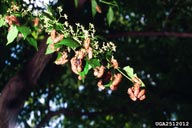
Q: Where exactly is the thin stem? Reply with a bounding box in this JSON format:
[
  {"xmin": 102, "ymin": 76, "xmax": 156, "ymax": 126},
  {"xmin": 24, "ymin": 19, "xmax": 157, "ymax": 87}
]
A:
[
  {"xmin": 100, "ymin": 0, "xmax": 118, "ymax": 7},
  {"xmin": 118, "ymin": 68, "xmax": 145, "ymax": 87},
  {"xmin": 116, "ymin": 68, "xmax": 132, "ymax": 82}
]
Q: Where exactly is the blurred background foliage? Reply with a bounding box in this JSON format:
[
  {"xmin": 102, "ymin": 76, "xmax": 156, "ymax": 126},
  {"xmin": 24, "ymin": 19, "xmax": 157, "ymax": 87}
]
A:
[{"xmin": 0, "ymin": 0, "xmax": 192, "ymax": 127}]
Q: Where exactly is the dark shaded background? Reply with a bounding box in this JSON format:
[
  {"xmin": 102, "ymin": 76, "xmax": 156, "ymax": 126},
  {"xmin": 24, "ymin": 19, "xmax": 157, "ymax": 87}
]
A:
[{"xmin": 0, "ymin": 0, "xmax": 192, "ymax": 127}]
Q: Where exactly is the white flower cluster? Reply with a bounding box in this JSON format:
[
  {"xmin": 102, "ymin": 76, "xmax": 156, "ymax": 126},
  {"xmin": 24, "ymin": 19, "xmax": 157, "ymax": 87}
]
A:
[
  {"xmin": 96, "ymin": 41, "xmax": 116, "ymax": 54},
  {"xmin": 40, "ymin": 10, "xmax": 117, "ymax": 57},
  {"xmin": 102, "ymin": 42, "xmax": 116, "ymax": 52}
]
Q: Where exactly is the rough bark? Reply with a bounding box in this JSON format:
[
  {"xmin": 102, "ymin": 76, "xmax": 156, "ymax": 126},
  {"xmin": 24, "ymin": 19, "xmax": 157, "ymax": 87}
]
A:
[{"xmin": 0, "ymin": 38, "xmax": 52, "ymax": 128}]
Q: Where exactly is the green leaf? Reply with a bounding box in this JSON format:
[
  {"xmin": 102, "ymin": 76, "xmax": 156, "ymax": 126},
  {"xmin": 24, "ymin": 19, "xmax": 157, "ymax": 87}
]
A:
[
  {"xmin": 45, "ymin": 44, "xmax": 55, "ymax": 54},
  {"xmin": 84, "ymin": 62, "xmax": 92, "ymax": 75},
  {"xmin": 0, "ymin": 18, "xmax": 6, "ymax": 27},
  {"xmin": 91, "ymin": 0, "xmax": 97, "ymax": 17},
  {"xmin": 56, "ymin": 52, "xmax": 62, "ymax": 60},
  {"xmin": 87, "ymin": 59, "xmax": 100, "ymax": 68},
  {"xmin": 79, "ymin": 61, "xmax": 92, "ymax": 81},
  {"xmin": 7, "ymin": 25, "xmax": 18, "ymax": 45},
  {"xmin": 55, "ymin": 38, "xmax": 80, "ymax": 49},
  {"xmin": 74, "ymin": 0, "xmax": 78, "ymax": 8},
  {"xmin": 104, "ymin": 80, "xmax": 112, "ymax": 87},
  {"xmin": 123, "ymin": 66, "xmax": 135, "ymax": 78},
  {"xmin": 55, "ymin": 23, "xmax": 64, "ymax": 31},
  {"xmin": 79, "ymin": 59, "xmax": 100, "ymax": 81},
  {"xmin": 123, "ymin": 66, "xmax": 145, "ymax": 87},
  {"xmin": 141, "ymin": 82, "xmax": 145, "ymax": 87},
  {"xmin": 107, "ymin": 7, "xmax": 114, "ymax": 26},
  {"xmin": 31, "ymin": 31, "xmax": 38, "ymax": 39},
  {"xmin": 46, "ymin": 37, "xmax": 53, "ymax": 44},
  {"xmin": 27, "ymin": 37, "xmax": 38, "ymax": 50},
  {"xmin": 17, "ymin": 26, "xmax": 31, "ymax": 39},
  {"xmin": 54, "ymin": 52, "xmax": 63, "ymax": 64}
]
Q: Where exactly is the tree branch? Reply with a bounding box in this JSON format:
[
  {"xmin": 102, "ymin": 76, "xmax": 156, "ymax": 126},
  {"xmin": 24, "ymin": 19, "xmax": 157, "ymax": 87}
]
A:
[
  {"xmin": 25, "ymin": 40, "xmax": 52, "ymax": 85},
  {"xmin": 105, "ymin": 31, "xmax": 192, "ymax": 38}
]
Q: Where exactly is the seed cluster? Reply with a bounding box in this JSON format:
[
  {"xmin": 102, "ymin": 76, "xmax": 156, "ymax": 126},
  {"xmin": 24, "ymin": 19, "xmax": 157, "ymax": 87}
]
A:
[
  {"xmin": 127, "ymin": 77, "xmax": 146, "ymax": 101},
  {"xmin": 5, "ymin": 15, "xmax": 20, "ymax": 27}
]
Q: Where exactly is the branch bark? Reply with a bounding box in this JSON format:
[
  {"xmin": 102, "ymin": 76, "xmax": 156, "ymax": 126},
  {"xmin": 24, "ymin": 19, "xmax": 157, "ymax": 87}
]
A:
[
  {"xmin": 105, "ymin": 31, "xmax": 192, "ymax": 38},
  {"xmin": 0, "ymin": 37, "xmax": 52, "ymax": 128}
]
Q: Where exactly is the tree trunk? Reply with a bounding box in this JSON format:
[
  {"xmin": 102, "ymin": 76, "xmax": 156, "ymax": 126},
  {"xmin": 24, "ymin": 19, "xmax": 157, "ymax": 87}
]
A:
[{"xmin": 0, "ymin": 39, "xmax": 52, "ymax": 128}]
